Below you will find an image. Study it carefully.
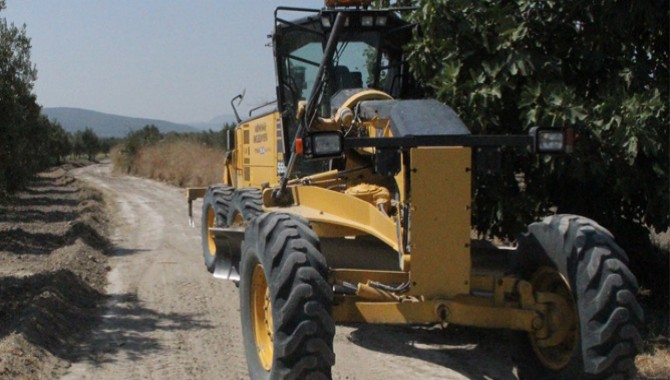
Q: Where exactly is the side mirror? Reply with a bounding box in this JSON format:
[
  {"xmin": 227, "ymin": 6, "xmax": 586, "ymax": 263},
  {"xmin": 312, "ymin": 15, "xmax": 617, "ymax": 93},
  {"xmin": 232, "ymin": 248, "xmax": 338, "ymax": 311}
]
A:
[{"xmin": 230, "ymin": 90, "xmax": 246, "ymax": 124}]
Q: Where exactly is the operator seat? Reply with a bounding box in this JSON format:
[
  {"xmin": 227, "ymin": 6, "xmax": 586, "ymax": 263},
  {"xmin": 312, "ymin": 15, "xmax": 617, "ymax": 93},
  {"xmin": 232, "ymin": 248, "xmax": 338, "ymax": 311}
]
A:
[{"xmin": 331, "ymin": 66, "xmax": 364, "ymax": 93}]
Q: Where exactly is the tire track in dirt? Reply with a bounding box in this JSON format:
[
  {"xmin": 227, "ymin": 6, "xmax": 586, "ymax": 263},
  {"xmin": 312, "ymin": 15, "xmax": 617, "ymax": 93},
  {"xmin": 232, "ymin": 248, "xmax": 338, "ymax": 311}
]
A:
[{"xmin": 62, "ymin": 164, "xmax": 249, "ymax": 380}]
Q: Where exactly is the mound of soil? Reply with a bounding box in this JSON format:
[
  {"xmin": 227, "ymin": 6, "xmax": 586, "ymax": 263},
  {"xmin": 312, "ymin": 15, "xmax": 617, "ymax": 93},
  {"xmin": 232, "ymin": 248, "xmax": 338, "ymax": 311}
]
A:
[{"xmin": 0, "ymin": 166, "xmax": 110, "ymax": 379}]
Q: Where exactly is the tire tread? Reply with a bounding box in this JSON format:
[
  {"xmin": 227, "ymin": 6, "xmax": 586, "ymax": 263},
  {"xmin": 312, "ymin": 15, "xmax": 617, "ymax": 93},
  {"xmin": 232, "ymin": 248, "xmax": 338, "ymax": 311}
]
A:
[
  {"xmin": 201, "ymin": 184, "xmax": 234, "ymax": 272},
  {"xmin": 516, "ymin": 214, "xmax": 642, "ymax": 379},
  {"xmin": 240, "ymin": 212, "xmax": 334, "ymax": 380}
]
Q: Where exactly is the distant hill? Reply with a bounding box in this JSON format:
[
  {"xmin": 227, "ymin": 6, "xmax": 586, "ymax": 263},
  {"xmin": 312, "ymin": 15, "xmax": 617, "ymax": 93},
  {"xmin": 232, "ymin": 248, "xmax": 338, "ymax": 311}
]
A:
[
  {"xmin": 187, "ymin": 114, "xmax": 237, "ymax": 131},
  {"xmin": 42, "ymin": 107, "xmax": 199, "ymax": 138}
]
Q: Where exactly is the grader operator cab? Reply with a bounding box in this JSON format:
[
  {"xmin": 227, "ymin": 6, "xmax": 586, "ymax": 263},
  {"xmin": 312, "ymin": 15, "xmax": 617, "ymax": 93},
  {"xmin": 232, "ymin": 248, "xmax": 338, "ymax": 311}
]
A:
[{"xmin": 187, "ymin": 1, "xmax": 642, "ymax": 379}]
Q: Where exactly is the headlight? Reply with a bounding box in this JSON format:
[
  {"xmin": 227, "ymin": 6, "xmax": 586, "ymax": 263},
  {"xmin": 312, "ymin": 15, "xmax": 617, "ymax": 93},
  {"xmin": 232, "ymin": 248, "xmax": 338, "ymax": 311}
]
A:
[
  {"xmin": 537, "ymin": 130, "xmax": 564, "ymax": 152},
  {"xmin": 300, "ymin": 132, "xmax": 344, "ymax": 159},
  {"xmin": 361, "ymin": 16, "xmax": 374, "ymax": 27},
  {"xmin": 530, "ymin": 127, "xmax": 574, "ymax": 154},
  {"xmin": 321, "ymin": 15, "xmax": 332, "ymax": 28}
]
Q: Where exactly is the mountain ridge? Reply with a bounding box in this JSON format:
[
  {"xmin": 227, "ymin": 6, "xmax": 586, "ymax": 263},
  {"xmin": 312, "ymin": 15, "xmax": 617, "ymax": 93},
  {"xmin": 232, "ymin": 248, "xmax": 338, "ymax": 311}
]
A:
[
  {"xmin": 42, "ymin": 107, "xmax": 203, "ymax": 138},
  {"xmin": 187, "ymin": 114, "xmax": 237, "ymax": 131}
]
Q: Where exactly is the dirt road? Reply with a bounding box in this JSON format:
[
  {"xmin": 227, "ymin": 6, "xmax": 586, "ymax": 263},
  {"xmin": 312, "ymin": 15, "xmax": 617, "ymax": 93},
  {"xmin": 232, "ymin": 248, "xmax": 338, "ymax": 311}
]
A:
[{"xmin": 63, "ymin": 162, "xmax": 518, "ymax": 380}]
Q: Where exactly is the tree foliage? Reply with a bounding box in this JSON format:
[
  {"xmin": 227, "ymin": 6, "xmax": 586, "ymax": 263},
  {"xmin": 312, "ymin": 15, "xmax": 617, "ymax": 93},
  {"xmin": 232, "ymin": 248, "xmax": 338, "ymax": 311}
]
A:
[
  {"xmin": 80, "ymin": 127, "xmax": 100, "ymax": 161},
  {"xmin": 408, "ymin": 0, "xmax": 669, "ymax": 248},
  {"xmin": 0, "ymin": 1, "xmax": 72, "ymax": 194},
  {"xmin": 44, "ymin": 119, "xmax": 71, "ymax": 164},
  {"xmin": 112, "ymin": 123, "xmax": 234, "ymax": 175}
]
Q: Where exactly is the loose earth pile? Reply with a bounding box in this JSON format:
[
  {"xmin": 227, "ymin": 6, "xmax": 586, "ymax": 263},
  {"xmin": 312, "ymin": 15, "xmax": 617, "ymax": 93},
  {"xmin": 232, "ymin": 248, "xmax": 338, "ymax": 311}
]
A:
[{"xmin": 0, "ymin": 165, "xmax": 110, "ymax": 380}]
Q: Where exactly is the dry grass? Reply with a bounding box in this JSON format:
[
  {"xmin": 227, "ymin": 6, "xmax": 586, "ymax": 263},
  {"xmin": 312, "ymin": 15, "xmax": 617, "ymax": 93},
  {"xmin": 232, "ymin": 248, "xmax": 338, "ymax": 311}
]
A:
[
  {"xmin": 636, "ymin": 347, "xmax": 670, "ymax": 379},
  {"xmin": 636, "ymin": 232, "xmax": 670, "ymax": 379},
  {"xmin": 111, "ymin": 140, "xmax": 226, "ymax": 187},
  {"xmin": 110, "ymin": 145, "xmax": 126, "ymax": 174}
]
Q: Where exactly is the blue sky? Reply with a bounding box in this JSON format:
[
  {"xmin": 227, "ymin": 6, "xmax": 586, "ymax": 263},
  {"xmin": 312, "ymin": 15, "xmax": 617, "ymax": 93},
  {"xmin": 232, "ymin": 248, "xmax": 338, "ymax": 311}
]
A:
[{"xmin": 3, "ymin": 0, "xmax": 317, "ymax": 124}]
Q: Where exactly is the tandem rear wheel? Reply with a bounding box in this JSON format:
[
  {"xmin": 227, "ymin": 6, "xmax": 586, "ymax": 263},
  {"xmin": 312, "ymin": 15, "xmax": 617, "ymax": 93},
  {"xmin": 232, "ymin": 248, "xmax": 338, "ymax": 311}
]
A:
[
  {"xmin": 201, "ymin": 186, "xmax": 262, "ymax": 278},
  {"xmin": 201, "ymin": 184, "xmax": 234, "ymax": 272}
]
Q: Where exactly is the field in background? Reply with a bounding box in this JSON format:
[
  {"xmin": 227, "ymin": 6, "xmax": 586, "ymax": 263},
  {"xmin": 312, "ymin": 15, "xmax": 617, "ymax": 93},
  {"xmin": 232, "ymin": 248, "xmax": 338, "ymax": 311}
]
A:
[{"xmin": 111, "ymin": 140, "xmax": 225, "ymax": 187}]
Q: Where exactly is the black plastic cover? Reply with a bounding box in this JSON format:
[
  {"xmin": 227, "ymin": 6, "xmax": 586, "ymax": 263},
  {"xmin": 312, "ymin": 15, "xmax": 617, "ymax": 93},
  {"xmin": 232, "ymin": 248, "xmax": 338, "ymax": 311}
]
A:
[{"xmin": 357, "ymin": 99, "xmax": 470, "ymax": 137}]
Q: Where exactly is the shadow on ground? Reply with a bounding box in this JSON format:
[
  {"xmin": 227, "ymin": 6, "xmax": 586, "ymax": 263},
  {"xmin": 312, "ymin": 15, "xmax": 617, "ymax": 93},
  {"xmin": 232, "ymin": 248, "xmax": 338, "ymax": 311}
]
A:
[
  {"xmin": 73, "ymin": 292, "xmax": 214, "ymax": 365},
  {"xmin": 0, "ymin": 271, "xmax": 213, "ymax": 365},
  {"xmin": 0, "ymin": 228, "xmax": 68, "ymax": 254},
  {"xmin": 0, "ymin": 270, "xmax": 102, "ymax": 358},
  {"xmin": 3, "ymin": 196, "xmax": 81, "ymax": 208},
  {"xmin": 0, "ymin": 221, "xmax": 109, "ymax": 255},
  {"xmin": 347, "ymin": 323, "xmax": 518, "ymax": 380},
  {"xmin": 23, "ymin": 187, "xmax": 80, "ymax": 196},
  {"xmin": 0, "ymin": 209, "xmax": 77, "ymax": 224}
]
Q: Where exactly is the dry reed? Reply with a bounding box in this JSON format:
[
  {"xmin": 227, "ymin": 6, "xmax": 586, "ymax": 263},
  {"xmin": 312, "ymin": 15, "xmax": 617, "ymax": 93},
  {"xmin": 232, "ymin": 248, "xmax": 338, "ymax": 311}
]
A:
[{"xmin": 112, "ymin": 140, "xmax": 225, "ymax": 187}]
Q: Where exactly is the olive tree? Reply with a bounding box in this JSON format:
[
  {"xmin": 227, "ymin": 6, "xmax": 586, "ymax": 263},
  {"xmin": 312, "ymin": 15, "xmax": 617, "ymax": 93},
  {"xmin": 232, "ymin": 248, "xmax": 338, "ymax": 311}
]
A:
[
  {"xmin": 0, "ymin": 0, "xmax": 40, "ymax": 192},
  {"xmin": 0, "ymin": 1, "xmax": 76, "ymax": 193}
]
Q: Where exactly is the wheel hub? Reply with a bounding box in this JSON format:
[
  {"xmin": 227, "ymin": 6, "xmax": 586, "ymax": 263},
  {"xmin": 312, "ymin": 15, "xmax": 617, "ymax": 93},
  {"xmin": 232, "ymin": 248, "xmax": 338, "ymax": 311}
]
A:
[
  {"xmin": 206, "ymin": 207, "xmax": 216, "ymax": 257},
  {"xmin": 529, "ymin": 267, "xmax": 579, "ymax": 370}
]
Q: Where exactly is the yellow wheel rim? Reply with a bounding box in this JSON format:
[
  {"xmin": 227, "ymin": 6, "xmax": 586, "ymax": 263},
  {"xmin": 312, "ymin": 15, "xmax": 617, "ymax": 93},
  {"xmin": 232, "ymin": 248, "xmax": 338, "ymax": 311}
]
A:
[
  {"xmin": 529, "ymin": 267, "xmax": 579, "ymax": 370},
  {"xmin": 251, "ymin": 264, "xmax": 273, "ymax": 371},
  {"xmin": 206, "ymin": 206, "xmax": 216, "ymax": 257}
]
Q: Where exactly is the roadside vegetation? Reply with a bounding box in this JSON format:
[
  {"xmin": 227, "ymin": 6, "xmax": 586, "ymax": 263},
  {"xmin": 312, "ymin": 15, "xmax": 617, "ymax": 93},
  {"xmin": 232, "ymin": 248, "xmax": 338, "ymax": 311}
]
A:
[
  {"xmin": 0, "ymin": 0, "xmax": 66, "ymax": 194},
  {"xmin": 408, "ymin": 0, "xmax": 668, "ymax": 273},
  {"xmin": 0, "ymin": 0, "xmax": 116, "ymax": 196},
  {"xmin": 111, "ymin": 124, "xmax": 231, "ymax": 187}
]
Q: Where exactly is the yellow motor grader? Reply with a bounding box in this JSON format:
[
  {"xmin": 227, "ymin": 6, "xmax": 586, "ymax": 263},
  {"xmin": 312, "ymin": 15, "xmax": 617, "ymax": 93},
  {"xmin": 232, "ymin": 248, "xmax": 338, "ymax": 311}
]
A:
[{"xmin": 187, "ymin": 1, "xmax": 642, "ymax": 379}]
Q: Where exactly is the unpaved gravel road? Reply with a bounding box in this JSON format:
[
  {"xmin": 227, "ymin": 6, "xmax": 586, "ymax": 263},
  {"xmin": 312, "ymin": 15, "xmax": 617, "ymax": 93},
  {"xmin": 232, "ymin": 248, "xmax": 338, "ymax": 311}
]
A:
[{"xmin": 63, "ymin": 162, "xmax": 518, "ymax": 380}]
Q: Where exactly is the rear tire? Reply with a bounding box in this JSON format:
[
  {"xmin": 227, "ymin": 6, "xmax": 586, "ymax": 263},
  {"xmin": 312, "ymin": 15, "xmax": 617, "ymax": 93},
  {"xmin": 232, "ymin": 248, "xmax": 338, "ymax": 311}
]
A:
[
  {"xmin": 228, "ymin": 188, "xmax": 264, "ymax": 228},
  {"xmin": 201, "ymin": 185, "xmax": 233, "ymax": 272},
  {"xmin": 514, "ymin": 214, "xmax": 643, "ymax": 379},
  {"xmin": 240, "ymin": 212, "xmax": 335, "ymax": 380},
  {"xmin": 221, "ymin": 188, "xmax": 263, "ymax": 281}
]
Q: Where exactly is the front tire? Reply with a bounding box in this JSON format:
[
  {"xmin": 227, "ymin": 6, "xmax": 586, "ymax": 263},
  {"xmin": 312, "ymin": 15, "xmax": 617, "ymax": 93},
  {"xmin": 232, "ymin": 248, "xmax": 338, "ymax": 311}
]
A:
[
  {"xmin": 514, "ymin": 215, "xmax": 643, "ymax": 379},
  {"xmin": 240, "ymin": 212, "xmax": 335, "ymax": 380}
]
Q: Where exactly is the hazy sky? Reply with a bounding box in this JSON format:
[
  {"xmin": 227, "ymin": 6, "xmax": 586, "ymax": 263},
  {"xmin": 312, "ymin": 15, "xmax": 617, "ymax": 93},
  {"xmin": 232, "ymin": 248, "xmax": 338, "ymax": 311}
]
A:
[{"xmin": 3, "ymin": 0, "xmax": 317, "ymax": 124}]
